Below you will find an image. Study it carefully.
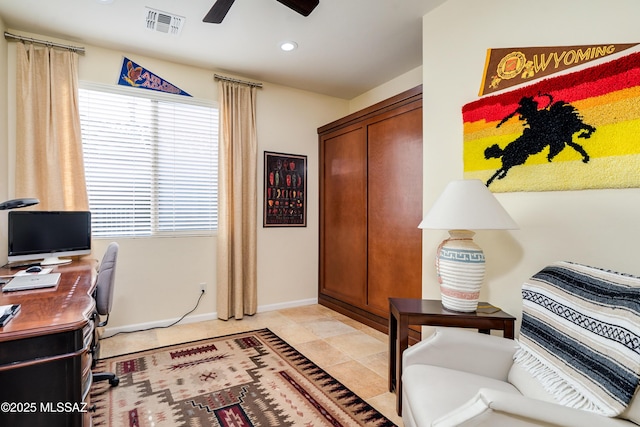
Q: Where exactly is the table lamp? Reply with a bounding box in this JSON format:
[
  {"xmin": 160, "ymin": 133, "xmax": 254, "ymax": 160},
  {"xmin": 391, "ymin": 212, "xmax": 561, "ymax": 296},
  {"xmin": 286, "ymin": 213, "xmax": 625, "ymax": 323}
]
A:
[{"xmin": 418, "ymin": 180, "xmax": 517, "ymax": 312}]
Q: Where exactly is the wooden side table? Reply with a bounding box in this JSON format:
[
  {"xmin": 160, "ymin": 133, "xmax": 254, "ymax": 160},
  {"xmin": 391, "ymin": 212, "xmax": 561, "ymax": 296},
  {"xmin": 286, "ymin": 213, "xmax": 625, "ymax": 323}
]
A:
[{"xmin": 389, "ymin": 297, "xmax": 516, "ymax": 415}]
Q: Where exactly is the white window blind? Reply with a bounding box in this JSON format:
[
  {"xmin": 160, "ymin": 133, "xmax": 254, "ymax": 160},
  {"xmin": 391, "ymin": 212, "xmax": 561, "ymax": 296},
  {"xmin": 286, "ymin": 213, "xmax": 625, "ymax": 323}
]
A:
[{"xmin": 78, "ymin": 83, "xmax": 218, "ymax": 238}]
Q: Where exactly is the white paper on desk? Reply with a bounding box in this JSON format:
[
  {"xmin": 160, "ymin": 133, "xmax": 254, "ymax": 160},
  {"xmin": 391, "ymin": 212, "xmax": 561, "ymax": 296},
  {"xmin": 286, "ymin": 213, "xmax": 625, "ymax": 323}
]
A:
[{"xmin": 14, "ymin": 268, "xmax": 53, "ymax": 276}]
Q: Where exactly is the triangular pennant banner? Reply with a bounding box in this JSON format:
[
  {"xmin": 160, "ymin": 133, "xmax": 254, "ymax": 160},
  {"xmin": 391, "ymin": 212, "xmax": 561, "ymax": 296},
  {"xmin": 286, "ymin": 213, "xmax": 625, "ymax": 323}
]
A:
[
  {"xmin": 479, "ymin": 43, "xmax": 639, "ymax": 96},
  {"xmin": 118, "ymin": 57, "xmax": 191, "ymax": 97}
]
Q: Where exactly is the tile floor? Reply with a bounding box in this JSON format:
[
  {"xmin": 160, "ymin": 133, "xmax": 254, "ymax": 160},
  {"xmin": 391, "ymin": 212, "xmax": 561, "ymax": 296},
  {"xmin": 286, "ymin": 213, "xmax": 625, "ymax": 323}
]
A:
[{"xmin": 100, "ymin": 304, "xmax": 404, "ymax": 426}]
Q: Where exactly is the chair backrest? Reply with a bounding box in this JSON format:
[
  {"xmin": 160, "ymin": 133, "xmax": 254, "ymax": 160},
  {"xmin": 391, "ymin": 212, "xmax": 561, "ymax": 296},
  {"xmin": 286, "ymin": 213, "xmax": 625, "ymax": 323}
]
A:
[{"xmin": 95, "ymin": 242, "xmax": 119, "ymax": 317}]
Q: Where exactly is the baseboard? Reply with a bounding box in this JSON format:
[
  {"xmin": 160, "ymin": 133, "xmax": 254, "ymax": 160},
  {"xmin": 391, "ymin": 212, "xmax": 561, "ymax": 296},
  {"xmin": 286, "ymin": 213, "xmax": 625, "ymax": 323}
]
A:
[
  {"xmin": 256, "ymin": 298, "xmax": 318, "ymax": 313},
  {"xmin": 102, "ymin": 312, "xmax": 218, "ymax": 338},
  {"xmin": 103, "ymin": 297, "xmax": 318, "ymax": 338}
]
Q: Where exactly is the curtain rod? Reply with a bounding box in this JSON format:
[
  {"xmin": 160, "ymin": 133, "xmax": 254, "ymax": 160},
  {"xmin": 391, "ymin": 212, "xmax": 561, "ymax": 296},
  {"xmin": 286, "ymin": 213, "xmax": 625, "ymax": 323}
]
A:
[
  {"xmin": 4, "ymin": 32, "xmax": 85, "ymax": 55},
  {"xmin": 214, "ymin": 74, "xmax": 263, "ymax": 88}
]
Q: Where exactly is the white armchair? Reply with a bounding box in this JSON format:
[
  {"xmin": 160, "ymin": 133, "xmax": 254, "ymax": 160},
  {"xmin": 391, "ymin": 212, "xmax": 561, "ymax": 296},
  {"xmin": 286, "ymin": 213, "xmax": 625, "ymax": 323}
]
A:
[
  {"xmin": 402, "ymin": 261, "xmax": 640, "ymax": 427},
  {"xmin": 402, "ymin": 328, "xmax": 637, "ymax": 426}
]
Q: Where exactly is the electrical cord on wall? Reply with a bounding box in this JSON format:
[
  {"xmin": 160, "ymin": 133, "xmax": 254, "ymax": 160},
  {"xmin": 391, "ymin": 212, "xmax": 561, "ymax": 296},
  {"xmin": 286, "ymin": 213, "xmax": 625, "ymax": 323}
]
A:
[{"xmin": 103, "ymin": 289, "xmax": 206, "ymax": 339}]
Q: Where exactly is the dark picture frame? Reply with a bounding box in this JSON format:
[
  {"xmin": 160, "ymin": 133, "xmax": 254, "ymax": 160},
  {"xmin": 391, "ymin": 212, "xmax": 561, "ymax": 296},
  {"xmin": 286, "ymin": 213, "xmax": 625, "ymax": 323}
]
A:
[{"xmin": 263, "ymin": 151, "xmax": 307, "ymax": 227}]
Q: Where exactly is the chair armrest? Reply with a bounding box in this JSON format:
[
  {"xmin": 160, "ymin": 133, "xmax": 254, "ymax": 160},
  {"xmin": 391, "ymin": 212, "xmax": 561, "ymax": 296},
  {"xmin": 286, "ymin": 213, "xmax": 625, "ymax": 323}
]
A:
[
  {"xmin": 402, "ymin": 328, "xmax": 518, "ymax": 381},
  {"xmin": 433, "ymin": 388, "xmax": 629, "ymax": 427}
]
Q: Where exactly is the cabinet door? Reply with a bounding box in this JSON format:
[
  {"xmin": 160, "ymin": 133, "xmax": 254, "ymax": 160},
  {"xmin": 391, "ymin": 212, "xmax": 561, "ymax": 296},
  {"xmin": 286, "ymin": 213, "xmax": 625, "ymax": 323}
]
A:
[
  {"xmin": 319, "ymin": 126, "xmax": 367, "ymax": 307},
  {"xmin": 367, "ymin": 104, "xmax": 423, "ymax": 318}
]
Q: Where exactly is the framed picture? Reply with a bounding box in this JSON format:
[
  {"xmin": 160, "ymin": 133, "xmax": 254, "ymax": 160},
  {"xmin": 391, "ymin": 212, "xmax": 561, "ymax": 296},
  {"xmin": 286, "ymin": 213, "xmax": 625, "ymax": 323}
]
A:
[{"xmin": 263, "ymin": 151, "xmax": 307, "ymax": 227}]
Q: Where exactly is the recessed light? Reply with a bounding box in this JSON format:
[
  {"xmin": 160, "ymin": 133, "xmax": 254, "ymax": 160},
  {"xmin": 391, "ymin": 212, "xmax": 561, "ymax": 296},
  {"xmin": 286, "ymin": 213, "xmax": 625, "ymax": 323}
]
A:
[
  {"xmin": 96, "ymin": 0, "xmax": 114, "ymax": 4},
  {"xmin": 280, "ymin": 41, "xmax": 298, "ymax": 52}
]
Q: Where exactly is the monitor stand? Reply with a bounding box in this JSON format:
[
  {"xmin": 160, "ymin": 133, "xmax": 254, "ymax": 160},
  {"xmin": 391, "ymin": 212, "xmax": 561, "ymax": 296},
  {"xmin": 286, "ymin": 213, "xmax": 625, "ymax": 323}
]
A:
[{"xmin": 40, "ymin": 257, "xmax": 73, "ymax": 266}]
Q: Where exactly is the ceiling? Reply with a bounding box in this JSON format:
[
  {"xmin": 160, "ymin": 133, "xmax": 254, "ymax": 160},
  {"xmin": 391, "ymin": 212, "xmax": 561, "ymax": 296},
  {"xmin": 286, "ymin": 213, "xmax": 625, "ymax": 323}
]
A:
[{"xmin": 0, "ymin": 0, "xmax": 446, "ymax": 99}]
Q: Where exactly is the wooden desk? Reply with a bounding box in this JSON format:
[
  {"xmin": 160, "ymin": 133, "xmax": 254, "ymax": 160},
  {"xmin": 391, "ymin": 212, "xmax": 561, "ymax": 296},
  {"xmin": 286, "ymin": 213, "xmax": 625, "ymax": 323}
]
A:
[
  {"xmin": 0, "ymin": 259, "xmax": 97, "ymax": 427},
  {"xmin": 388, "ymin": 297, "xmax": 516, "ymax": 416}
]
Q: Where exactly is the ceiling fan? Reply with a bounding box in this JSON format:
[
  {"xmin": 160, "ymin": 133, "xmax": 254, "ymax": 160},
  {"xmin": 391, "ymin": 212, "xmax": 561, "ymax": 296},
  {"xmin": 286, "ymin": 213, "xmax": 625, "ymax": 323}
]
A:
[{"xmin": 203, "ymin": 0, "xmax": 319, "ymax": 24}]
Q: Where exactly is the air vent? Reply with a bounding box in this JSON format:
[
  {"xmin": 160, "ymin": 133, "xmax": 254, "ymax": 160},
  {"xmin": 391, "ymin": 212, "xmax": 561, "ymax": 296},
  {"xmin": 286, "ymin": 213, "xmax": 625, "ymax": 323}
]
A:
[{"xmin": 144, "ymin": 7, "xmax": 185, "ymax": 36}]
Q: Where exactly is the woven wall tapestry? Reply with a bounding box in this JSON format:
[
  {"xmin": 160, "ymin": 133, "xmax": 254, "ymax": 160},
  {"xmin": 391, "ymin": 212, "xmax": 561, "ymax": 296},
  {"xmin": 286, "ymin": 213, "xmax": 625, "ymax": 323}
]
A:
[{"xmin": 463, "ymin": 50, "xmax": 640, "ymax": 192}]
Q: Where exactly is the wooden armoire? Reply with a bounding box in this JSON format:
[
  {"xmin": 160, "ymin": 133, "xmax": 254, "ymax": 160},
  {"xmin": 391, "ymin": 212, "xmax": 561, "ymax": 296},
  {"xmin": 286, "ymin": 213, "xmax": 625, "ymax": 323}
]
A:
[{"xmin": 318, "ymin": 85, "xmax": 423, "ymax": 334}]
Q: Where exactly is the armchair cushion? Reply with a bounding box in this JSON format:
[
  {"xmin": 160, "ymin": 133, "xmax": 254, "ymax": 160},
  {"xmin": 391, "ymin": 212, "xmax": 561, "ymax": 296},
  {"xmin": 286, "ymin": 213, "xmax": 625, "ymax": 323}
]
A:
[
  {"xmin": 514, "ymin": 261, "xmax": 640, "ymax": 417},
  {"xmin": 402, "ymin": 365, "xmax": 521, "ymax": 427},
  {"xmin": 432, "ymin": 388, "xmax": 631, "ymax": 427}
]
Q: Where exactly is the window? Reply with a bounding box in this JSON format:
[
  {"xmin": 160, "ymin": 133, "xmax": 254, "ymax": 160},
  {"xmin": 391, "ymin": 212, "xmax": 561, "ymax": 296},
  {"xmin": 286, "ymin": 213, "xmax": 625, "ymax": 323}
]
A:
[{"xmin": 79, "ymin": 82, "xmax": 218, "ymax": 238}]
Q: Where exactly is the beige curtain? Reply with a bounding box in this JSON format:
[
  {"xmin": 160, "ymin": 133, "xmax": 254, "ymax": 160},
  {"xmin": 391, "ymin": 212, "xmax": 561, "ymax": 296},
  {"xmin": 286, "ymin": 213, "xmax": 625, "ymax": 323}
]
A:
[
  {"xmin": 15, "ymin": 42, "xmax": 88, "ymax": 211},
  {"xmin": 216, "ymin": 80, "xmax": 258, "ymax": 320}
]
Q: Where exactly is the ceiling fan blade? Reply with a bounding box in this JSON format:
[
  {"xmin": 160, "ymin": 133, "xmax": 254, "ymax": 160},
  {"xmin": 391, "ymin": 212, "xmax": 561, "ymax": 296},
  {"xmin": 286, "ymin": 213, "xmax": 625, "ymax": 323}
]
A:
[
  {"xmin": 203, "ymin": 0, "xmax": 236, "ymax": 24},
  {"xmin": 275, "ymin": 0, "xmax": 320, "ymax": 17}
]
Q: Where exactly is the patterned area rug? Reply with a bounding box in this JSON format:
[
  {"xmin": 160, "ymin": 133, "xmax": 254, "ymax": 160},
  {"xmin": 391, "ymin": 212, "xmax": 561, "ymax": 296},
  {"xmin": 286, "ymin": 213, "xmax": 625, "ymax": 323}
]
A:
[{"xmin": 90, "ymin": 328, "xmax": 396, "ymax": 427}]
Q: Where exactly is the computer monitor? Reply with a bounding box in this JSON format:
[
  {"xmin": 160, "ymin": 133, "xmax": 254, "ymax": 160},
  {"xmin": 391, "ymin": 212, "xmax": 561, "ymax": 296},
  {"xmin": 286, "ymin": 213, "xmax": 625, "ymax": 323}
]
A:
[{"xmin": 7, "ymin": 211, "xmax": 92, "ymax": 266}]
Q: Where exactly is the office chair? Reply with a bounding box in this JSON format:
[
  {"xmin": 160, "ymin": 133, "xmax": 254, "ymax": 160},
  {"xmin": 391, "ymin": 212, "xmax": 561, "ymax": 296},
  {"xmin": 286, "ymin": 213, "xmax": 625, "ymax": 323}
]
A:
[{"xmin": 91, "ymin": 242, "xmax": 120, "ymax": 387}]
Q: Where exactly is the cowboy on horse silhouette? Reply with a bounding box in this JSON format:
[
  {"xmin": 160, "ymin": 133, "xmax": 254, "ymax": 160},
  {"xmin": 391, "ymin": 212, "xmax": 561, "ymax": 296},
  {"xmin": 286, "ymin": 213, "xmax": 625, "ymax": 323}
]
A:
[{"xmin": 484, "ymin": 93, "xmax": 596, "ymax": 187}]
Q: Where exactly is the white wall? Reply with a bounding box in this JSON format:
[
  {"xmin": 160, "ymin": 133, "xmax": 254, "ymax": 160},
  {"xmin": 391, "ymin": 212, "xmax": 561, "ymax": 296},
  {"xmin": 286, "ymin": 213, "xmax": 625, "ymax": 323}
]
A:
[
  {"xmin": 2, "ymin": 31, "xmax": 350, "ymax": 330},
  {"xmin": 422, "ymin": 0, "xmax": 640, "ymax": 327},
  {"xmin": 348, "ymin": 66, "xmax": 422, "ymax": 113},
  {"xmin": 256, "ymin": 84, "xmax": 345, "ymax": 309}
]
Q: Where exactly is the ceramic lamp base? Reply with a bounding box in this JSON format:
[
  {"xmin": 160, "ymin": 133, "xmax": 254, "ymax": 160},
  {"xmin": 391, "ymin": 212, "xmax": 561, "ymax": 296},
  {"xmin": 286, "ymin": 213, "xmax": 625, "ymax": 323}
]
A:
[{"xmin": 436, "ymin": 230, "xmax": 485, "ymax": 312}]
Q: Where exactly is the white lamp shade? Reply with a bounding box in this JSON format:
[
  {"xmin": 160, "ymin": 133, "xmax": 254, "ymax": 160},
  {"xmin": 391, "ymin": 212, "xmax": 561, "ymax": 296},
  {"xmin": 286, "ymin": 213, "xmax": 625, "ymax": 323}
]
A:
[{"xmin": 418, "ymin": 179, "xmax": 518, "ymax": 230}]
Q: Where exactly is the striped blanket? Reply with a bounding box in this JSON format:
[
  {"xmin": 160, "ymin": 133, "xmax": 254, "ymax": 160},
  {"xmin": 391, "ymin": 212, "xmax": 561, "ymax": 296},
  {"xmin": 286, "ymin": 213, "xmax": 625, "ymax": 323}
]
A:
[{"xmin": 514, "ymin": 261, "xmax": 640, "ymax": 416}]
